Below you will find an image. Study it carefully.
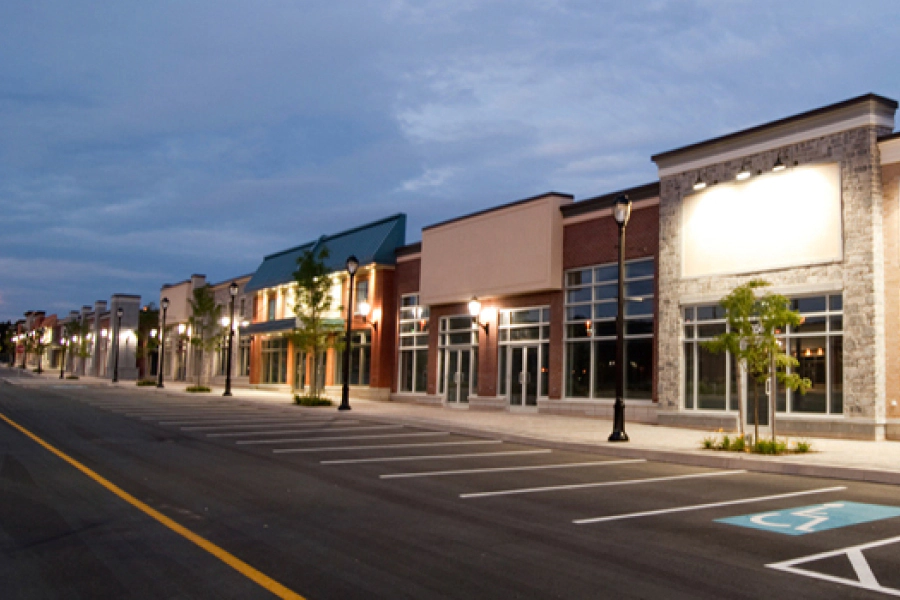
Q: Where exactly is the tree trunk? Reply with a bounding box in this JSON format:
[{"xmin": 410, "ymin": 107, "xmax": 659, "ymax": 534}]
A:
[
  {"xmin": 770, "ymin": 352, "xmax": 777, "ymax": 443},
  {"xmin": 737, "ymin": 364, "xmax": 745, "ymax": 438},
  {"xmin": 311, "ymin": 347, "xmax": 319, "ymax": 398},
  {"xmin": 753, "ymin": 380, "xmax": 759, "ymax": 447}
]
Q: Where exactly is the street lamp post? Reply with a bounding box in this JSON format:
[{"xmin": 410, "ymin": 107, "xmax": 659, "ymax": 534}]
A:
[
  {"xmin": 340, "ymin": 255, "xmax": 359, "ymax": 411},
  {"xmin": 36, "ymin": 328, "xmax": 45, "ymax": 374},
  {"xmin": 112, "ymin": 307, "xmax": 123, "ymax": 383},
  {"xmin": 157, "ymin": 298, "xmax": 169, "ymax": 388},
  {"xmin": 224, "ymin": 282, "xmax": 238, "ymax": 397},
  {"xmin": 609, "ymin": 194, "xmax": 632, "ymax": 442},
  {"xmin": 59, "ymin": 338, "xmax": 67, "ymax": 379}
]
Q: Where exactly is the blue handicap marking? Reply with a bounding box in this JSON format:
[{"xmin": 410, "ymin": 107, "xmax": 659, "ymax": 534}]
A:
[{"xmin": 717, "ymin": 501, "xmax": 900, "ymax": 536}]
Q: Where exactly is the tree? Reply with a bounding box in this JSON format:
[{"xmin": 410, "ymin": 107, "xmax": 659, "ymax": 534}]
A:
[
  {"xmin": 704, "ymin": 280, "xmax": 811, "ymax": 444},
  {"xmin": 73, "ymin": 319, "xmax": 93, "ymax": 375},
  {"xmin": 292, "ymin": 247, "xmax": 344, "ymax": 399},
  {"xmin": 32, "ymin": 329, "xmax": 49, "ymax": 373},
  {"xmin": 61, "ymin": 321, "xmax": 81, "ymax": 374},
  {"xmin": 188, "ymin": 285, "xmax": 224, "ymax": 386}
]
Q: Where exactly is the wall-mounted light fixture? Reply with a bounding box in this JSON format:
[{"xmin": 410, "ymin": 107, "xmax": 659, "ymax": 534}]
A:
[
  {"xmin": 468, "ymin": 296, "xmax": 490, "ymax": 335},
  {"xmin": 772, "ymin": 155, "xmax": 786, "ymax": 172},
  {"xmin": 358, "ymin": 301, "xmax": 381, "ymax": 332},
  {"xmin": 736, "ymin": 162, "xmax": 752, "ymax": 180},
  {"xmin": 693, "ymin": 172, "xmax": 707, "ymax": 191}
]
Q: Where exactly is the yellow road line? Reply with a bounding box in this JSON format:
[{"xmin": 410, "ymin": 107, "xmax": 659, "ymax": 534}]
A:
[{"xmin": 0, "ymin": 412, "xmax": 305, "ymax": 600}]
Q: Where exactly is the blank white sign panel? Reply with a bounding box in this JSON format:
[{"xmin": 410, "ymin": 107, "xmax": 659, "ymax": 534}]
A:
[{"xmin": 682, "ymin": 163, "xmax": 842, "ymax": 278}]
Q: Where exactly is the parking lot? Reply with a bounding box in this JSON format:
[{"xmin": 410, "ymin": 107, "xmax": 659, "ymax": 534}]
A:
[{"xmin": 3, "ymin": 380, "xmax": 900, "ymax": 598}]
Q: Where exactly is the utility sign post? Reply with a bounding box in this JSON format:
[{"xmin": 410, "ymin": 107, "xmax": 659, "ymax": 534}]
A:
[{"xmin": 717, "ymin": 501, "xmax": 900, "ymax": 536}]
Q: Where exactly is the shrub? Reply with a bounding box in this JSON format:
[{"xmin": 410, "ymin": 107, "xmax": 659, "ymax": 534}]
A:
[
  {"xmin": 293, "ymin": 394, "xmax": 333, "ymax": 407},
  {"xmin": 136, "ymin": 379, "xmax": 157, "ymax": 387},
  {"xmin": 66, "ymin": 375, "xmax": 79, "ymax": 380},
  {"xmin": 794, "ymin": 440, "xmax": 813, "ymax": 453},
  {"xmin": 753, "ymin": 439, "xmax": 788, "ymax": 455},
  {"xmin": 186, "ymin": 385, "xmax": 211, "ymax": 393}
]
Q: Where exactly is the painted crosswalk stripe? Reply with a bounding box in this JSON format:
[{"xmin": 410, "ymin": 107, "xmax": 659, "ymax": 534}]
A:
[
  {"xmin": 322, "ymin": 449, "xmax": 551, "ymax": 465},
  {"xmin": 381, "ymin": 458, "xmax": 646, "ymax": 479},
  {"xmin": 461, "ymin": 470, "xmax": 746, "ymax": 499},
  {"xmin": 274, "ymin": 440, "xmax": 503, "ymax": 454},
  {"xmin": 207, "ymin": 425, "xmax": 403, "ymax": 438},
  {"xmin": 574, "ymin": 486, "xmax": 847, "ymax": 524},
  {"xmin": 238, "ymin": 432, "xmax": 448, "ymax": 445}
]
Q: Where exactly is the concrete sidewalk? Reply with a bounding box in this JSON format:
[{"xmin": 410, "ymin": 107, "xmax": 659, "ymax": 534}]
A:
[{"xmin": 5, "ymin": 368, "xmax": 900, "ymax": 486}]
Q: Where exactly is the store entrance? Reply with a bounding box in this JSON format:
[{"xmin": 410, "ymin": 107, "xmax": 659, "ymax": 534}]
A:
[{"xmin": 507, "ymin": 345, "xmax": 539, "ymax": 407}]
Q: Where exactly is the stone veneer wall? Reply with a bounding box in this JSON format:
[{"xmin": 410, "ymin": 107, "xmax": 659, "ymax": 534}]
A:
[
  {"xmin": 658, "ymin": 125, "xmax": 893, "ymax": 438},
  {"xmin": 882, "ymin": 160, "xmax": 900, "ymax": 422}
]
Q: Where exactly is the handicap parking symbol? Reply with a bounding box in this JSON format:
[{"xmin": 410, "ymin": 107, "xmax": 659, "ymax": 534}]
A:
[{"xmin": 717, "ymin": 501, "xmax": 900, "ymax": 536}]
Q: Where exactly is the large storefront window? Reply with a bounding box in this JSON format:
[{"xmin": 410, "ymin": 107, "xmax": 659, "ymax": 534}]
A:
[
  {"xmin": 239, "ymin": 336, "xmax": 250, "ymax": 376},
  {"xmin": 564, "ymin": 258, "xmax": 655, "ymax": 400},
  {"xmin": 261, "ymin": 337, "xmax": 288, "ymax": 384},
  {"xmin": 349, "ymin": 330, "xmax": 371, "ymax": 386},
  {"xmin": 683, "ymin": 293, "xmax": 843, "ymax": 415},
  {"xmin": 438, "ymin": 316, "xmax": 479, "ymax": 403},
  {"xmin": 398, "ymin": 294, "xmax": 429, "ymax": 393},
  {"xmin": 498, "ymin": 307, "xmax": 550, "ymax": 407}
]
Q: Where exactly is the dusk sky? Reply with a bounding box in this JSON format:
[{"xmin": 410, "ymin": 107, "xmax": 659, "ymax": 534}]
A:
[{"xmin": 2, "ymin": 1, "xmax": 898, "ymax": 323}]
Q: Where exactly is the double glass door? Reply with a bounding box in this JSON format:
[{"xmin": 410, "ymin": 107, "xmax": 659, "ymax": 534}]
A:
[
  {"xmin": 445, "ymin": 348, "xmax": 473, "ymax": 404},
  {"xmin": 506, "ymin": 345, "xmax": 539, "ymax": 407}
]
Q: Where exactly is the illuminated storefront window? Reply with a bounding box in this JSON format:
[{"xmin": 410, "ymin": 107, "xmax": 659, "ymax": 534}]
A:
[{"xmin": 564, "ymin": 258, "xmax": 655, "ymax": 400}]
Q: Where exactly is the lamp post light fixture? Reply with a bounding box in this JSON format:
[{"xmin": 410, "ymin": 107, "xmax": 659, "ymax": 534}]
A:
[
  {"xmin": 340, "ymin": 255, "xmax": 359, "ymax": 411},
  {"xmin": 112, "ymin": 307, "xmax": 123, "ymax": 383},
  {"xmin": 609, "ymin": 194, "xmax": 632, "ymax": 443},
  {"xmin": 224, "ymin": 282, "xmax": 238, "ymax": 397},
  {"xmin": 157, "ymin": 298, "xmax": 169, "ymax": 388}
]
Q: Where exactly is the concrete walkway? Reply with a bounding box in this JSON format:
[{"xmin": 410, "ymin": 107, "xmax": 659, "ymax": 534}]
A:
[{"xmin": 4, "ymin": 368, "xmax": 900, "ymax": 486}]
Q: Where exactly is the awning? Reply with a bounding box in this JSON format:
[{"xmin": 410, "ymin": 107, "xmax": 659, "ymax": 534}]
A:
[{"xmin": 239, "ymin": 318, "xmax": 344, "ymax": 336}]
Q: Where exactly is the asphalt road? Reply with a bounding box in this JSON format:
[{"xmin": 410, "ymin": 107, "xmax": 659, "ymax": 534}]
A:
[{"xmin": 2, "ymin": 372, "xmax": 899, "ymax": 599}]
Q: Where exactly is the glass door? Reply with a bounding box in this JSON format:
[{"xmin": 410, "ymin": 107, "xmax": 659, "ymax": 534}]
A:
[
  {"xmin": 444, "ymin": 348, "xmax": 472, "ymax": 404},
  {"xmin": 508, "ymin": 345, "xmax": 539, "ymax": 407}
]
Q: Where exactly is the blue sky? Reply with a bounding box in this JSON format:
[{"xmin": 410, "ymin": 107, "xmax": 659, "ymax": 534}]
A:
[{"xmin": 1, "ymin": 1, "xmax": 897, "ymax": 322}]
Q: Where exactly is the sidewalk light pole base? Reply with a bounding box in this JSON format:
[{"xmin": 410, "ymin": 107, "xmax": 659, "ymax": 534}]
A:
[{"xmin": 608, "ymin": 430, "xmax": 629, "ymax": 442}]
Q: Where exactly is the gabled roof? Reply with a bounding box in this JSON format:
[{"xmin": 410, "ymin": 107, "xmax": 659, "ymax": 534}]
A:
[{"xmin": 245, "ymin": 214, "xmax": 407, "ymax": 293}]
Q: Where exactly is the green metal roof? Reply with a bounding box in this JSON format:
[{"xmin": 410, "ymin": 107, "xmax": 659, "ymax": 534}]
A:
[{"xmin": 245, "ymin": 214, "xmax": 406, "ymax": 293}]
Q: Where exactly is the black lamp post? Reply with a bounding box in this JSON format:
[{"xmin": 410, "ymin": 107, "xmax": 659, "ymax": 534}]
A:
[
  {"xmin": 224, "ymin": 282, "xmax": 238, "ymax": 397},
  {"xmin": 609, "ymin": 194, "xmax": 632, "ymax": 442},
  {"xmin": 340, "ymin": 255, "xmax": 359, "ymax": 411},
  {"xmin": 59, "ymin": 338, "xmax": 67, "ymax": 379},
  {"xmin": 36, "ymin": 328, "xmax": 44, "ymax": 374},
  {"xmin": 157, "ymin": 298, "xmax": 169, "ymax": 388},
  {"xmin": 112, "ymin": 307, "xmax": 123, "ymax": 383}
]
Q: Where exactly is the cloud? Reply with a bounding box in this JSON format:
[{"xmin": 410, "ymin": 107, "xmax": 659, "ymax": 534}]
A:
[{"xmin": 0, "ymin": 0, "xmax": 898, "ymax": 320}]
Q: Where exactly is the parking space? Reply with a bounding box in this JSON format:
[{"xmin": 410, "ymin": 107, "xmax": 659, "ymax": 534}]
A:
[{"xmin": 66, "ymin": 391, "xmax": 900, "ymax": 597}]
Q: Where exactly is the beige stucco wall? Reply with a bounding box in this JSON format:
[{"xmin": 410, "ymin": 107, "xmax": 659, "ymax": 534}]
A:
[
  {"xmin": 420, "ymin": 193, "xmax": 571, "ymax": 306},
  {"xmin": 880, "ymin": 139, "xmax": 900, "ymax": 421}
]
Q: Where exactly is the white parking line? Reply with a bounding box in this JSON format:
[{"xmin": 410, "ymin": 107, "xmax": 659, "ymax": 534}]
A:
[
  {"xmin": 381, "ymin": 459, "xmax": 647, "ymax": 479},
  {"xmin": 767, "ymin": 533, "xmax": 900, "ymax": 596},
  {"xmin": 574, "ymin": 486, "xmax": 847, "ymax": 524},
  {"xmin": 161, "ymin": 417, "xmax": 326, "ymax": 426},
  {"xmin": 460, "ymin": 470, "xmax": 746, "ymax": 499},
  {"xmin": 138, "ymin": 413, "xmax": 282, "ymax": 420},
  {"xmin": 183, "ymin": 420, "xmax": 358, "ymax": 431},
  {"xmin": 237, "ymin": 432, "xmax": 449, "ymax": 445},
  {"xmin": 274, "ymin": 440, "xmax": 503, "ymax": 454},
  {"xmin": 322, "ymin": 449, "xmax": 552, "ymax": 465},
  {"xmin": 207, "ymin": 425, "xmax": 403, "ymax": 438}
]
